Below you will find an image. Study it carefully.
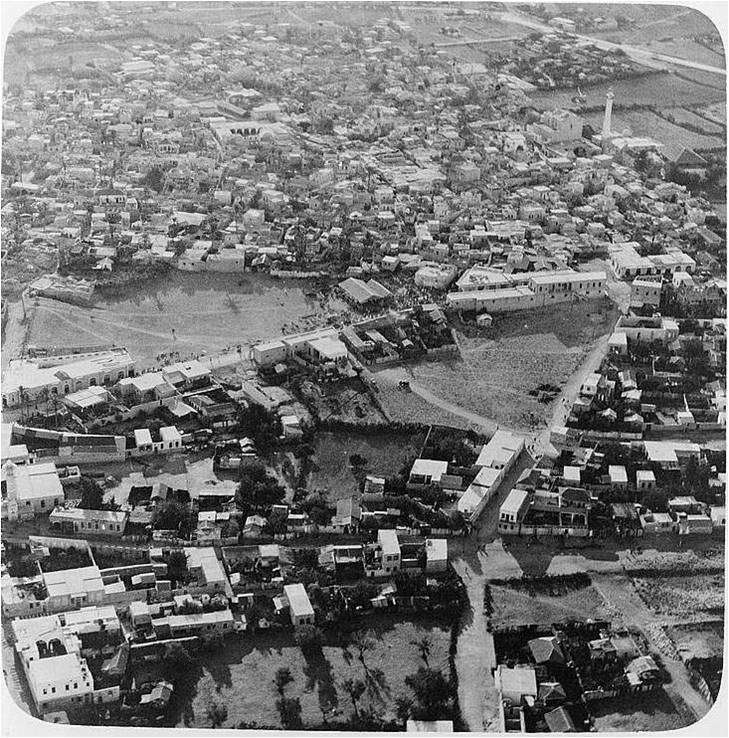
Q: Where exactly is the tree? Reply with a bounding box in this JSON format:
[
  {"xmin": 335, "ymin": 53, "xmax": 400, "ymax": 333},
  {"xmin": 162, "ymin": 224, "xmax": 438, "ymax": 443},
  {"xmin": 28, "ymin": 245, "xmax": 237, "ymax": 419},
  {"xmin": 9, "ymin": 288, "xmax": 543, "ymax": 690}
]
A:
[
  {"xmin": 411, "ymin": 636, "xmax": 432, "ymax": 667},
  {"xmin": 352, "ymin": 631, "xmax": 374, "ymax": 667},
  {"xmin": 294, "ymin": 623, "xmax": 323, "ymax": 654},
  {"xmin": 152, "ymin": 501, "xmax": 194, "ymax": 536},
  {"xmin": 395, "ymin": 696, "xmax": 413, "ymax": 725},
  {"xmin": 349, "ymin": 453, "xmax": 367, "ymax": 467},
  {"xmin": 341, "ymin": 678, "xmax": 366, "ymax": 718},
  {"xmin": 276, "ymin": 696, "xmax": 303, "ymax": 729},
  {"xmin": 236, "ymin": 461, "xmax": 286, "ymax": 514},
  {"xmin": 166, "ymin": 550, "xmax": 191, "ymax": 584},
  {"xmin": 405, "ymin": 667, "xmax": 454, "ymax": 721},
  {"xmin": 161, "ymin": 642, "xmax": 196, "ymax": 683},
  {"xmin": 274, "ymin": 667, "xmax": 293, "ymax": 697},
  {"xmin": 204, "ymin": 691, "xmax": 228, "ymax": 728},
  {"xmin": 78, "ymin": 477, "xmax": 105, "ymax": 510},
  {"xmin": 641, "ymin": 489, "xmax": 669, "ymax": 513}
]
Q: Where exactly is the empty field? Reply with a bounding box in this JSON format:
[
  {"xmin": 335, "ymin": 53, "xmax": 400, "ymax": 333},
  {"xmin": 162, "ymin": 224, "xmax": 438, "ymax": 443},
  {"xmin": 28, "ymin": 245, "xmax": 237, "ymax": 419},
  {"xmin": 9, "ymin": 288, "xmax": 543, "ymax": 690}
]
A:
[
  {"xmin": 403, "ymin": 301, "xmax": 616, "ymax": 433},
  {"xmin": 26, "ymin": 273, "xmax": 329, "ymax": 368},
  {"xmin": 490, "ymin": 583, "xmax": 611, "ymax": 628}
]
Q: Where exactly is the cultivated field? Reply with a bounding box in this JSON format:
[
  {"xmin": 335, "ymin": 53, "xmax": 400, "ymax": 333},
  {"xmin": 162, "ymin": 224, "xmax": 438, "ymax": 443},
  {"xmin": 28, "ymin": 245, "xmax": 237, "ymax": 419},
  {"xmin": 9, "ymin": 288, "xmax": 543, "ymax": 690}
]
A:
[
  {"xmin": 632, "ymin": 573, "xmax": 725, "ymax": 617},
  {"xmin": 664, "ymin": 106, "xmax": 726, "ymax": 135},
  {"xmin": 530, "ymin": 71, "xmax": 725, "ymax": 110},
  {"xmin": 584, "ymin": 107, "xmax": 725, "ymax": 156},
  {"xmin": 309, "ymin": 430, "xmax": 424, "ymax": 502},
  {"xmin": 666, "ymin": 621, "xmax": 724, "ymax": 662},
  {"xmin": 172, "ymin": 617, "xmax": 451, "ymax": 729},
  {"xmin": 25, "ymin": 273, "xmax": 329, "ymax": 368}
]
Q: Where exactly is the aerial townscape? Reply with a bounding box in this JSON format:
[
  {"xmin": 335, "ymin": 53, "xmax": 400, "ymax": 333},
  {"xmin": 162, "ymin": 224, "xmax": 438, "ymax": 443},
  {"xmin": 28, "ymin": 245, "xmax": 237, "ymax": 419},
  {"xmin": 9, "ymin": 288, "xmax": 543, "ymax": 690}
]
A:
[{"xmin": 0, "ymin": 1, "xmax": 726, "ymax": 734}]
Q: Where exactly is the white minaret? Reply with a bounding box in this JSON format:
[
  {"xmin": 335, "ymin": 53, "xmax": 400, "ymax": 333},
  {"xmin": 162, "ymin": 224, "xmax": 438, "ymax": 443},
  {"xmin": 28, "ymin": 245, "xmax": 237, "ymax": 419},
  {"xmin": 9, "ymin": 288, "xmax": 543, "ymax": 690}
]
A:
[{"xmin": 602, "ymin": 88, "xmax": 614, "ymax": 141}]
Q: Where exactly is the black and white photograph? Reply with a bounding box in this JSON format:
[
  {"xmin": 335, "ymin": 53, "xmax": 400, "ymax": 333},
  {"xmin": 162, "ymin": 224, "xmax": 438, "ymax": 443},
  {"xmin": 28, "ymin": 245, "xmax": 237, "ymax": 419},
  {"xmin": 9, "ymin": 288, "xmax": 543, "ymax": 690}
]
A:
[{"xmin": 0, "ymin": 1, "xmax": 726, "ymax": 735}]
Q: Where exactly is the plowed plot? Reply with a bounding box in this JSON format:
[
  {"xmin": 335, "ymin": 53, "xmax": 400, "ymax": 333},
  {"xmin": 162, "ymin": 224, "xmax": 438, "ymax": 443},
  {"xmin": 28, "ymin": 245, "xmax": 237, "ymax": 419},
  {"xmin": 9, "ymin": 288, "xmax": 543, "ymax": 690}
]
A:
[{"xmin": 633, "ymin": 574, "xmax": 725, "ymax": 616}]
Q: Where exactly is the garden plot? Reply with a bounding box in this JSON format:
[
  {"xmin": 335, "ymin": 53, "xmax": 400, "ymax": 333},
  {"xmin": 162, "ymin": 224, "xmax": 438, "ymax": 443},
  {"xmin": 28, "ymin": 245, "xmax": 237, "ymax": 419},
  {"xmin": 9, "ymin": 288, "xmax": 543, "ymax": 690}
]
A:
[
  {"xmin": 665, "ymin": 621, "xmax": 724, "ymax": 662},
  {"xmin": 665, "ymin": 107, "xmax": 726, "ymax": 135},
  {"xmin": 632, "ymin": 573, "xmax": 725, "ymax": 617},
  {"xmin": 172, "ymin": 617, "xmax": 451, "ymax": 729},
  {"xmin": 308, "ymin": 430, "xmax": 425, "ymax": 502}
]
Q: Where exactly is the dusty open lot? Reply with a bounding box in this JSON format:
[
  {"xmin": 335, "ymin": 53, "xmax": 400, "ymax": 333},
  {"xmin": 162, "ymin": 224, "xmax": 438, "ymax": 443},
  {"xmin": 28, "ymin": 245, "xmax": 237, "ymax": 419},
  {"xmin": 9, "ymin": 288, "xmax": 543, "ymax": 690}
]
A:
[
  {"xmin": 489, "ymin": 581, "xmax": 611, "ymax": 628},
  {"xmin": 404, "ymin": 300, "xmax": 616, "ymax": 433},
  {"xmin": 170, "ymin": 616, "xmax": 451, "ymax": 729},
  {"xmin": 309, "ymin": 430, "xmax": 424, "ymax": 502},
  {"xmin": 25, "ymin": 273, "xmax": 330, "ymax": 368}
]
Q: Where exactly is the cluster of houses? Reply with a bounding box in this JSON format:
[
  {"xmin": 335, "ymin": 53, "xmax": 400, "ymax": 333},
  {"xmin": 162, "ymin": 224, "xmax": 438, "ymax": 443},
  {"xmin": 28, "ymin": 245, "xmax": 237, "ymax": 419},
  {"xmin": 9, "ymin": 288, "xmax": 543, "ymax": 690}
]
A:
[
  {"xmin": 3, "ymin": 2, "xmax": 724, "ymax": 338},
  {"xmin": 494, "ymin": 620, "xmax": 665, "ymax": 733},
  {"xmin": 1, "ymin": 525, "xmax": 454, "ymax": 720},
  {"xmin": 498, "ymin": 436, "xmax": 724, "ymax": 539}
]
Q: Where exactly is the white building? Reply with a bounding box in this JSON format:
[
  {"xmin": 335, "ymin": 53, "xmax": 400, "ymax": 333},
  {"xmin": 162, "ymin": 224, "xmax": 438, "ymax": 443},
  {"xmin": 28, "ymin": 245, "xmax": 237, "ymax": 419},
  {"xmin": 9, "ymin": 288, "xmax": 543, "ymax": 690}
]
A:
[
  {"xmin": 2, "ymin": 462, "xmax": 64, "ymax": 521},
  {"xmin": 377, "ymin": 529, "xmax": 401, "ymax": 575},
  {"xmin": 425, "ymin": 539, "xmax": 448, "ymax": 573},
  {"xmin": 2, "ymin": 350, "xmax": 135, "ymax": 408},
  {"xmin": 498, "ymin": 488, "xmax": 532, "ymax": 534},
  {"xmin": 283, "ymin": 583, "xmax": 315, "ymax": 627}
]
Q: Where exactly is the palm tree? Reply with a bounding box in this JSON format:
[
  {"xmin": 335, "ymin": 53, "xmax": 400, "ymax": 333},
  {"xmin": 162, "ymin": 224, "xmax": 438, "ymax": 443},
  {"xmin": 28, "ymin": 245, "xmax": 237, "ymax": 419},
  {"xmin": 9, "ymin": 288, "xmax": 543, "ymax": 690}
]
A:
[
  {"xmin": 411, "ymin": 636, "xmax": 432, "ymax": 667},
  {"xmin": 352, "ymin": 630, "xmax": 374, "ymax": 668},
  {"xmin": 341, "ymin": 678, "xmax": 366, "ymax": 718},
  {"xmin": 274, "ymin": 666, "xmax": 293, "ymax": 697}
]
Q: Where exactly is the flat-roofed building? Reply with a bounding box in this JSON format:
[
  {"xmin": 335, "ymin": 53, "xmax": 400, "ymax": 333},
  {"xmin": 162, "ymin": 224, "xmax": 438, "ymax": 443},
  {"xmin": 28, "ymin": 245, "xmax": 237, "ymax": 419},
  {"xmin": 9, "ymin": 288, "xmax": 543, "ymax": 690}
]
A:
[
  {"xmin": 498, "ymin": 488, "xmax": 532, "ymax": 534},
  {"xmin": 152, "ymin": 608, "xmax": 234, "ymax": 641},
  {"xmin": 49, "ymin": 508, "xmax": 128, "ymax": 537},
  {"xmin": 283, "ymin": 583, "xmax": 315, "ymax": 627},
  {"xmin": 475, "ymin": 430, "xmax": 524, "ymax": 471},
  {"xmin": 377, "ymin": 529, "xmax": 401, "ymax": 575},
  {"xmin": 457, "ymin": 466, "xmax": 502, "ymax": 520}
]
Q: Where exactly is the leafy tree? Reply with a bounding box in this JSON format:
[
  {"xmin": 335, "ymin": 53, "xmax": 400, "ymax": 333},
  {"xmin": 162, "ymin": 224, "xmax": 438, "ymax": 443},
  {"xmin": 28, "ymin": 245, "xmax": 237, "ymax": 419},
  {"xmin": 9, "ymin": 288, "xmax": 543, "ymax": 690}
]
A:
[
  {"xmin": 152, "ymin": 501, "xmax": 194, "ymax": 535},
  {"xmin": 78, "ymin": 477, "xmax": 105, "ymax": 510},
  {"xmin": 166, "ymin": 550, "xmax": 191, "ymax": 584},
  {"xmin": 236, "ymin": 461, "xmax": 286, "ymax": 514},
  {"xmin": 641, "ymin": 490, "xmax": 669, "ymax": 513},
  {"xmin": 395, "ymin": 696, "xmax": 413, "ymax": 725},
  {"xmin": 294, "ymin": 623, "xmax": 323, "ymax": 654},
  {"xmin": 205, "ymin": 692, "xmax": 228, "ymax": 728},
  {"xmin": 161, "ymin": 642, "xmax": 196, "ymax": 683},
  {"xmin": 349, "ymin": 453, "xmax": 367, "ymax": 467}
]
